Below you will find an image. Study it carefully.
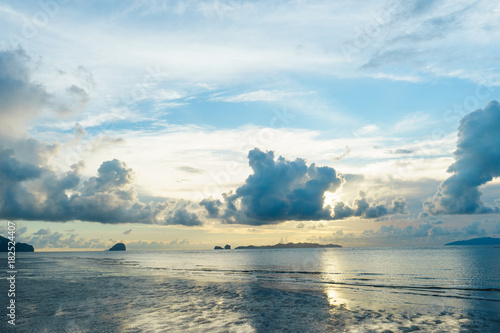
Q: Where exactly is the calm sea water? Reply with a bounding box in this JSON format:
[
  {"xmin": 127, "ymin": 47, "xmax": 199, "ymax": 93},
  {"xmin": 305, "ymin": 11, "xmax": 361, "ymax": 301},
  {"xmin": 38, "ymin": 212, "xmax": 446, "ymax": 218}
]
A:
[{"xmin": 1, "ymin": 247, "xmax": 500, "ymax": 332}]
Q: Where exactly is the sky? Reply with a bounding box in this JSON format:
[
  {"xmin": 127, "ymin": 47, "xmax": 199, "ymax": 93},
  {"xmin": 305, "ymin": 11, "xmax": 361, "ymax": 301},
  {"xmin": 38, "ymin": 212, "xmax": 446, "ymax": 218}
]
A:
[{"xmin": 1, "ymin": 0, "xmax": 500, "ymax": 251}]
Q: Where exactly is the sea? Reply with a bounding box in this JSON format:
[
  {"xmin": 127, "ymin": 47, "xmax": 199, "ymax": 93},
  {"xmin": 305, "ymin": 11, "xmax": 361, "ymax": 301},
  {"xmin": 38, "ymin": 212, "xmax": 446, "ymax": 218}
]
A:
[{"xmin": 1, "ymin": 246, "xmax": 499, "ymax": 332}]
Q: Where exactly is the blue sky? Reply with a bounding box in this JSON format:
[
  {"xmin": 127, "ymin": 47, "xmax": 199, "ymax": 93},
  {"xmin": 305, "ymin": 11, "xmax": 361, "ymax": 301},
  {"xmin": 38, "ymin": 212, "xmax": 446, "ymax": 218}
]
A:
[{"xmin": 1, "ymin": 0, "xmax": 500, "ymax": 250}]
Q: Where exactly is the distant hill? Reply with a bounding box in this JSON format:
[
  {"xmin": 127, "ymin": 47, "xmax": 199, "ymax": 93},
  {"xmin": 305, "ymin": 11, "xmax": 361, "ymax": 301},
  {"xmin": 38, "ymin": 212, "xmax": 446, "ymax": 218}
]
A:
[
  {"xmin": 445, "ymin": 237, "xmax": 500, "ymax": 246},
  {"xmin": 235, "ymin": 242, "xmax": 341, "ymax": 249},
  {"xmin": 0, "ymin": 235, "xmax": 35, "ymax": 252}
]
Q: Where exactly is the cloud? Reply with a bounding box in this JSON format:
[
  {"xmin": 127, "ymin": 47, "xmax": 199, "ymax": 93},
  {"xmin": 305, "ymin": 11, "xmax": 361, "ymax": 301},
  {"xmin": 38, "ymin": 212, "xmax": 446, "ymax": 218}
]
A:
[
  {"xmin": 0, "ymin": 48, "xmax": 203, "ymax": 226},
  {"xmin": 220, "ymin": 148, "xmax": 342, "ymax": 225},
  {"xmin": 33, "ymin": 228, "xmax": 51, "ymax": 236},
  {"xmin": 123, "ymin": 228, "xmax": 132, "ymax": 234},
  {"xmin": 201, "ymin": 148, "xmax": 406, "ymax": 225},
  {"xmin": 0, "ymin": 144, "xmax": 202, "ymax": 226},
  {"xmin": 332, "ymin": 192, "xmax": 407, "ymax": 220},
  {"xmin": 494, "ymin": 223, "xmax": 500, "ymax": 234},
  {"xmin": 461, "ymin": 221, "xmax": 486, "ymax": 236},
  {"xmin": 0, "ymin": 48, "xmax": 89, "ymax": 135},
  {"xmin": 126, "ymin": 239, "xmax": 190, "ymax": 250},
  {"xmin": 176, "ymin": 165, "xmax": 204, "ymax": 174},
  {"xmin": 313, "ymin": 221, "xmax": 490, "ymax": 246},
  {"xmin": 424, "ymin": 101, "xmax": 500, "ymax": 215},
  {"xmin": 0, "ymin": 49, "xmax": 49, "ymax": 134},
  {"xmin": 213, "ymin": 90, "xmax": 314, "ymax": 103},
  {"xmin": 165, "ymin": 208, "xmax": 202, "ymax": 226},
  {"xmin": 200, "ymin": 198, "xmax": 222, "ymax": 218},
  {"xmin": 63, "ymin": 84, "xmax": 90, "ymax": 113},
  {"xmin": 22, "ymin": 229, "xmax": 109, "ymax": 249},
  {"xmin": 386, "ymin": 148, "xmax": 415, "ymax": 155}
]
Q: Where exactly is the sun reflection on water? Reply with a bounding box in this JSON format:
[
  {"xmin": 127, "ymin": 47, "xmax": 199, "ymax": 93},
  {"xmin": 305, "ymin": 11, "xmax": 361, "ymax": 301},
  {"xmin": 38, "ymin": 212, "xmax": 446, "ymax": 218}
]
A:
[{"xmin": 325, "ymin": 288, "xmax": 349, "ymax": 309}]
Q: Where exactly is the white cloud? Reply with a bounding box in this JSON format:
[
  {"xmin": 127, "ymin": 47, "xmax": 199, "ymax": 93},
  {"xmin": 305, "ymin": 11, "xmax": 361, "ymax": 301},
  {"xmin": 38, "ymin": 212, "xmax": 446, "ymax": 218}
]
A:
[
  {"xmin": 213, "ymin": 90, "xmax": 315, "ymax": 103},
  {"xmin": 353, "ymin": 124, "xmax": 380, "ymax": 137}
]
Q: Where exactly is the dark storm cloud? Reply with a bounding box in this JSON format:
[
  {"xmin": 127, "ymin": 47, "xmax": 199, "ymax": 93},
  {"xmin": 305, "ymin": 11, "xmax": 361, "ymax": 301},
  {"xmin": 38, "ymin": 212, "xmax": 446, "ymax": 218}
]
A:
[
  {"xmin": 0, "ymin": 146, "xmax": 201, "ymax": 226},
  {"xmin": 424, "ymin": 100, "xmax": 500, "ymax": 215},
  {"xmin": 201, "ymin": 149, "xmax": 406, "ymax": 225}
]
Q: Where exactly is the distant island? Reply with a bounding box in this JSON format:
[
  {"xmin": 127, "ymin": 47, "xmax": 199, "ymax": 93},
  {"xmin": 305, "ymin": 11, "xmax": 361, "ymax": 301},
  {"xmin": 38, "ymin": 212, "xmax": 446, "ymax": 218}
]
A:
[
  {"xmin": 109, "ymin": 243, "xmax": 126, "ymax": 251},
  {"xmin": 214, "ymin": 244, "xmax": 231, "ymax": 250},
  {"xmin": 445, "ymin": 237, "xmax": 500, "ymax": 246},
  {"xmin": 0, "ymin": 235, "xmax": 35, "ymax": 252},
  {"xmin": 235, "ymin": 242, "xmax": 342, "ymax": 249}
]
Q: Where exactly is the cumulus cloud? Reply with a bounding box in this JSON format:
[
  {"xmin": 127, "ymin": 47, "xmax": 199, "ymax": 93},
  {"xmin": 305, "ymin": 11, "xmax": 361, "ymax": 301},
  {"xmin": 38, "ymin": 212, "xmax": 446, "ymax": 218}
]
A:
[
  {"xmin": 219, "ymin": 148, "xmax": 342, "ymax": 225},
  {"xmin": 201, "ymin": 148, "xmax": 406, "ymax": 225},
  {"xmin": 332, "ymin": 192, "xmax": 407, "ymax": 220},
  {"xmin": 0, "ymin": 146, "xmax": 201, "ymax": 226},
  {"xmin": 165, "ymin": 208, "xmax": 202, "ymax": 226},
  {"xmin": 424, "ymin": 101, "xmax": 500, "ymax": 215},
  {"xmin": 199, "ymin": 198, "xmax": 222, "ymax": 218}
]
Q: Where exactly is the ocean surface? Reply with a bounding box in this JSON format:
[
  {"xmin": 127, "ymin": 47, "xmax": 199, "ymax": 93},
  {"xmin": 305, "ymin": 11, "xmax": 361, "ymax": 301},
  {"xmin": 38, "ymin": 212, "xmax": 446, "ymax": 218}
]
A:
[{"xmin": 1, "ymin": 246, "xmax": 500, "ymax": 332}]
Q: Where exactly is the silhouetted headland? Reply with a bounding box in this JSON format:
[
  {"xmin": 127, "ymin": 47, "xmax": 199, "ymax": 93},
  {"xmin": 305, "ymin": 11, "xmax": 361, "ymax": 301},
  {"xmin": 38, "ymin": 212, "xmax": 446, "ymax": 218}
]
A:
[
  {"xmin": 0, "ymin": 235, "xmax": 34, "ymax": 252},
  {"xmin": 108, "ymin": 243, "xmax": 126, "ymax": 251},
  {"xmin": 445, "ymin": 237, "xmax": 500, "ymax": 246},
  {"xmin": 235, "ymin": 242, "xmax": 341, "ymax": 249}
]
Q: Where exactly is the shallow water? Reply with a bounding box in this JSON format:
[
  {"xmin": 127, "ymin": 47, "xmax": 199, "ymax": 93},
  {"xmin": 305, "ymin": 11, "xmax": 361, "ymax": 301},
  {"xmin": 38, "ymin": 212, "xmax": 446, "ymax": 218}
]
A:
[{"xmin": 1, "ymin": 246, "xmax": 500, "ymax": 332}]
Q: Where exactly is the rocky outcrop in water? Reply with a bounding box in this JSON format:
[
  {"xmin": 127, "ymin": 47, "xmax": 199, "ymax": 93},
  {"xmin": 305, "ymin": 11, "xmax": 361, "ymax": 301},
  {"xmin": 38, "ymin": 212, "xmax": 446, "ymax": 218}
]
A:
[
  {"xmin": 214, "ymin": 245, "xmax": 231, "ymax": 250},
  {"xmin": 109, "ymin": 243, "xmax": 126, "ymax": 251}
]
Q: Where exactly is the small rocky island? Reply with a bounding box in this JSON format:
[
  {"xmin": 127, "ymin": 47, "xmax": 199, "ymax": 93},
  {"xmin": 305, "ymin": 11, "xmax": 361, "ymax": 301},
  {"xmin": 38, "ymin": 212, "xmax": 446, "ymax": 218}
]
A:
[
  {"xmin": 214, "ymin": 244, "xmax": 231, "ymax": 250},
  {"xmin": 108, "ymin": 243, "xmax": 126, "ymax": 251},
  {"xmin": 0, "ymin": 235, "xmax": 34, "ymax": 252},
  {"xmin": 235, "ymin": 242, "xmax": 342, "ymax": 249}
]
